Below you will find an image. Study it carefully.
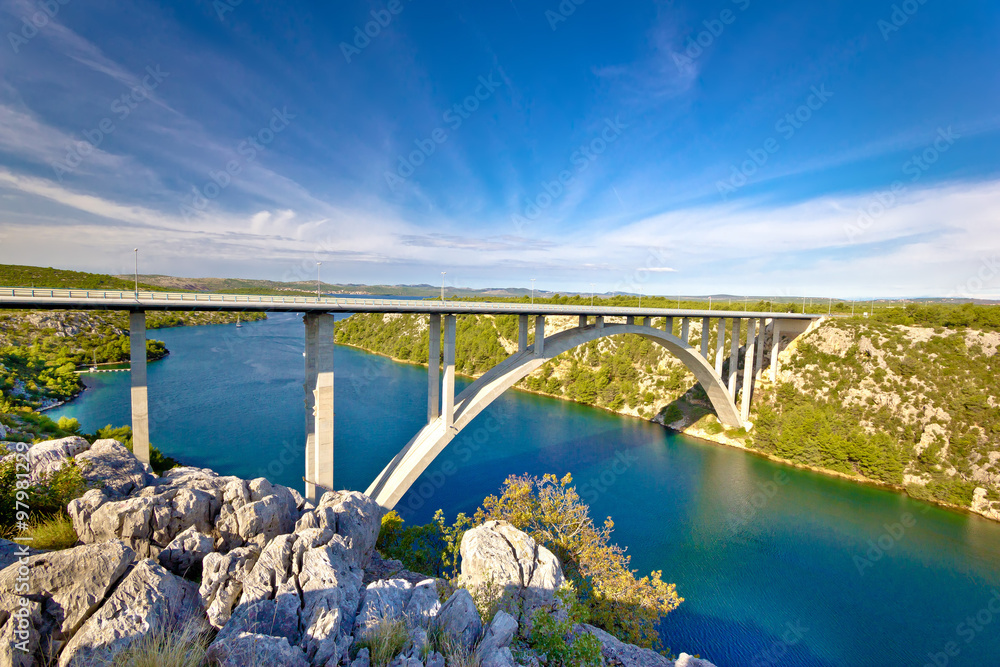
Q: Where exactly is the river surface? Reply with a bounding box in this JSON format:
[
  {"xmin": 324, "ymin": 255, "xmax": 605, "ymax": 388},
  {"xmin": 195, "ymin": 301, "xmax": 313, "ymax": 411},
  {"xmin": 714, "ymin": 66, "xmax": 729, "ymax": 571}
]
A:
[{"xmin": 50, "ymin": 313, "xmax": 1000, "ymax": 666}]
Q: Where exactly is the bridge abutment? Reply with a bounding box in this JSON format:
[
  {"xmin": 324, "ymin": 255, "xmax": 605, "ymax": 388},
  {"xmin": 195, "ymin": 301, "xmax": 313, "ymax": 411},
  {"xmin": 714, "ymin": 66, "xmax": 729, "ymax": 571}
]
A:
[{"xmin": 303, "ymin": 313, "xmax": 335, "ymax": 503}]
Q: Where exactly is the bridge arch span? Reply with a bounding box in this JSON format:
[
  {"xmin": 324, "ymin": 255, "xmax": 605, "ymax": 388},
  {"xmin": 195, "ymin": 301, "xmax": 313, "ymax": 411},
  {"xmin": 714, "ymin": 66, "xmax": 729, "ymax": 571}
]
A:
[{"xmin": 366, "ymin": 322, "xmax": 741, "ymax": 509}]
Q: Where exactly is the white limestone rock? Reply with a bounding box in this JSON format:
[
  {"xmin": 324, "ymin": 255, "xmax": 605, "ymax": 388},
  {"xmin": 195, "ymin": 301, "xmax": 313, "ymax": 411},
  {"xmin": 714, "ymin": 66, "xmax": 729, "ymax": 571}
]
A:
[
  {"xmin": 207, "ymin": 632, "xmax": 310, "ymax": 667},
  {"xmin": 477, "ymin": 610, "xmax": 518, "ymax": 662},
  {"xmin": 404, "ymin": 578, "xmax": 442, "ymax": 628},
  {"xmin": 0, "ymin": 541, "xmax": 134, "ymax": 653},
  {"xmin": 460, "ymin": 520, "xmax": 563, "ymax": 634},
  {"xmin": 215, "ymin": 477, "xmax": 299, "ymax": 551},
  {"xmin": 27, "ymin": 436, "xmax": 91, "ymax": 481},
  {"xmin": 295, "ymin": 490, "xmax": 384, "ymax": 567},
  {"xmin": 356, "ymin": 578, "xmax": 413, "ymax": 633},
  {"xmin": 435, "ymin": 588, "xmax": 482, "ymax": 650},
  {"xmin": 74, "ymin": 438, "xmax": 153, "ymax": 498},
  {"xmin": 158, "ymin": 525, "xmax": 214, "ymax": 577},
  {"xmin": 58, "ymin": 559, "xmax": 207, "ymax": 667},
  {"xmin": 199, "ymin": 544, "xmax": 261, "ymax": 628}
]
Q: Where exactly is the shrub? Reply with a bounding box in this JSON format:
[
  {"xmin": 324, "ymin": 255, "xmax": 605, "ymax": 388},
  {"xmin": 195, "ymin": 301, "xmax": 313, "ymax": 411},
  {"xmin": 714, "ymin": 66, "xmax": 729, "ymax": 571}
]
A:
[
  {"xmin": 0, "ymin": 448, "xmax": 90, "ymax": 531},
  {"xmin": 475, "ymin": 474, "xmax": 683, "ymax": 649},
  {"xmin": 376, "ymin": 509, "xmax": 470, "ymax": 579},
  {"xmin": 529, "ymin": 587, "xmax": 603, "ymax": 667},
  {"xmin": 107, "ymin": 623, "xmax": 209, "ymax": 667}
]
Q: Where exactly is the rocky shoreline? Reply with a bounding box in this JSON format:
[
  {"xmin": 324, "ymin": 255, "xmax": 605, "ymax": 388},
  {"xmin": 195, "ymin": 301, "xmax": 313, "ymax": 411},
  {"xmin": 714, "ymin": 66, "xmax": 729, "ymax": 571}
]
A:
[{"xmin": 0, "ymin": 436, "xmax": 716, "ymax": 667}]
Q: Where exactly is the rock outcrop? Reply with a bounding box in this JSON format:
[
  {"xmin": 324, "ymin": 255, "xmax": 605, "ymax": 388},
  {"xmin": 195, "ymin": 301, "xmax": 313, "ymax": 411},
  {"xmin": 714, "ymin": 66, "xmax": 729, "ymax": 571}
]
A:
[
  {"xmin": 460, "ymin": 520, "xmax": 564, "ymax": 633},
  {"xmin": 17, "ymin": 440, "xmax": 715, "ymax": 667},
  {"xmin": 58, "ymin": 559, "xmax": 207, "ymax": 666},
  {"xmin": 26, "ymin": 436, "xmax": 90, "ymax": 481}
]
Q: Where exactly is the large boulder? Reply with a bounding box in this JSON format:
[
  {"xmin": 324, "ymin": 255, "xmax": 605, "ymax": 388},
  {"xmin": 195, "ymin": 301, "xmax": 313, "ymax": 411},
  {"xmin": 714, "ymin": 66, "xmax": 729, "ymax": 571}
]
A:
[
  {"xmin": 207, "ymin": 632, "xmax": 310, "ymax": 667},
  {"xmin": 27, "ymin": 436, "xmax": 91, "ymax": 481},
  {"xmin": 356, "ymin": 578, "xmax": 413, "ymax": 633},
  {"xmin": 405, "ymin": 578, "xmax": 442, "ymax": 628},
  {"xmin": 216, "ymin": 477, "xmax": 300, "ymax": 551},
  {"xmin": 74, "ymin": 438, "xmax": 153, "ymax": 498},
  {"xmin": 0, "ymin": 541, "xmax": 134, "ymax": 656},
  {"xmin": 233, "ymin": 531, "xmax": 366, "ymax": 666},
  {"xmin": 435, "ymin": 588, "xmax": 482, "ymax": 650},
  {"xmin": 58, "ymin": 559, "xmax": 207, "ymax": 666},
  {"xmin": 0, "ymin": 599, "xmax": 42, "ymax": 667},
  {"xmin": 158, "ymin": 525, "xmax": 214, "ymax": 577},
  {"xmin": 477, "ymin": 610, "xmax": 518, "ymax": 661},
  {"xmin": 460, "ymin": 520, "xmax": 563, "ymax": 633},
  {"xmin": 0, "ymin": 538, "xmax": 41, "ymax": 571},
  {"xmin": 295, "ymin": 490, "xmax": 383, "ymax": 567},
  {"xmin": 576, "ymin": 624, "xmax": 713, "ymax": 667},
  {"xmin": 199, "ymin": 545, "xmax": 261, "ymax": 628}
]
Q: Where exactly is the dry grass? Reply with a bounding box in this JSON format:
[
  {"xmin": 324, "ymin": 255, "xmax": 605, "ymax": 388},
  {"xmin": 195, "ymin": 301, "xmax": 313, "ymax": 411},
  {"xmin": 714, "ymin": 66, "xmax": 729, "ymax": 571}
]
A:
[
  {"xmin": 356, "ymin": 616, "xmax": 409, "ymax": 667},
  {"xmin": 105, "ymin": 624, "xmax": 209, "ymax": 667},
  {"xmin": 25, "ymin": 512, "xmax": 77, "ymax": 550}
]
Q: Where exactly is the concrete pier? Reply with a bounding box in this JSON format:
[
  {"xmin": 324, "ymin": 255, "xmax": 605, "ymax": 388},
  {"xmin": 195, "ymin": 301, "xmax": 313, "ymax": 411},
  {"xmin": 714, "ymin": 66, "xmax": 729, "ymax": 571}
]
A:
[
  {"xmin": 770, "ymin": 319, "xmax": 782, "ymax": 381},
  {"xmin": 753, "ymin": 317, "xmax": 767, "ymax": 387},
  {"xmin": 443, "ymin": 315, "xmax": 456, "ymax": 429},
  {"xmin": 303, "ymin": 313, "xmax": 335, "ymax": 502},
  {"xmin": 518, "ymin": 314, "xmax": 528, "ymax": 353},
  {"xmin": 534, "ymin": 315, "xmax": 546, "ymax": 356},
  {"xmin": 428, "ymin": 314, "xmax": 440, "ymax": 421},
  {"xmin": 728, "ymin": 318, "xmax": 741, "ymax": 396},
  {"xmin": 740, "ymin": 319, "xmax": 757, "ymax": 422},
  {"xmin": 701, "ymin": 317, "xmax": 711, "ymax": 359},
  {"xmin": 681, "ymin": 317, "xmax": 690, "ymax": 345},
  {"xmin": 665, "ymin": 316, "xmax": 674, "ymax": 335},
  {"xmin": 715, "ymin": 318, "xmax": 727, "ymax": 377},
  {"xmin": 129, "ymin": 311, "xmax": 150, "ymax": 465},
  {"xmin": 579, "ymin": 315, "xmax": 588, "ymax": 328}
]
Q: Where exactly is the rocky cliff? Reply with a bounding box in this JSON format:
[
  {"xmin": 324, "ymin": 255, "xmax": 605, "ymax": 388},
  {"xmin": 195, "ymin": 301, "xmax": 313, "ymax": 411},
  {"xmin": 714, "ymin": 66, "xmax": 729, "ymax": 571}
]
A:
[{"xmin": 0, "ymin": 436, "xmax": 716, "ymax": 667}]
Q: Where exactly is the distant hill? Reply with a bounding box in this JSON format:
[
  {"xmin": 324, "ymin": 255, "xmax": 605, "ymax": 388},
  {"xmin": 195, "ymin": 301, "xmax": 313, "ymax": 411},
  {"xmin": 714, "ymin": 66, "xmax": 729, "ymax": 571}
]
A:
[{"xmin": 0, "ymin": 264, "xmax": 166, "ymax": 292}]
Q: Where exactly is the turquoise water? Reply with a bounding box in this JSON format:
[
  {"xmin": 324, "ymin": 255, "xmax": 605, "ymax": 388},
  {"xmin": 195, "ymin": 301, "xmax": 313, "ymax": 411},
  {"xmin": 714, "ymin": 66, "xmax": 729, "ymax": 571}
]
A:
[{"xmin": 50, "ymin": 314, "xmax": 1000, "ymax": 666}]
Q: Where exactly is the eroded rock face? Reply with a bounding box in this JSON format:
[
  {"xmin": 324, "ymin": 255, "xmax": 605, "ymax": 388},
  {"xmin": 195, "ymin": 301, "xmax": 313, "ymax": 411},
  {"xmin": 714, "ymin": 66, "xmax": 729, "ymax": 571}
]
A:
[
  {"xmin": 67, "ymin": 467, "xmax": 301, "ymax": 558},
  {"xmin": 295, "ymin": 490, "xmax": 384, "ymax": 567},
  {"xmin": 356, "ymin": 578, "xmax": 413, "ymax": 633},
  {"xmin": 27, "ymin": 436, "xmax": 91, "ymax": 481},
  {"xmin": 0, "ymin": 538, "xmax": 41, "ymax": 571},
  {"xmin": 0, "ymin": 541, "xmax": 134, "ymax": 654},
  {"xmin": 74, "ymin": 438, "xmax": 153, "ymax": 498},
  {"xmin": 0, "ymin": 599, "xmax": 42, "ymax": 667},
  {"xmin": 232, "ymin": 531, "xmax": 366, "ymax": 666},
  {"xmin": 577, "ymin": 623, "xmax": 692, "ymax": 667},
  {"xmin": 158, "ymin": 525, "xmax": 214, "ymax": 577},
  {"xmin": 58, "ymin": 559, "xmax": 207, "ymax": 667},
  {"xmin": 477, "ymin": 610, "xmax": 518, "ymax": 662},
  {"xmin": 200, "ymin": 545, "xmax": 261, "ymax": 629},
  {"xmin": 435, "ymin": 588, "xmax": 482, "ymax": 650},
  {"xmin": 207, "ymin": 632, "xmax": 310, "ymax": 667},
  {"xmin": 405, "ymin": 578, "xmax": 442, "ymax": 628},
  {"xmin": 460, "ymin": 520, "xmax": 564, "ymax": 633}
]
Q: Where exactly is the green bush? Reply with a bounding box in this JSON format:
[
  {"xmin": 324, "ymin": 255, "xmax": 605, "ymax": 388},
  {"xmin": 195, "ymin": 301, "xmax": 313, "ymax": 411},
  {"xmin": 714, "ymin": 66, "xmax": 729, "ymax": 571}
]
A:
[{"xmin": 529, "ymin": 587, "xmax": 603, "ymax": 667}]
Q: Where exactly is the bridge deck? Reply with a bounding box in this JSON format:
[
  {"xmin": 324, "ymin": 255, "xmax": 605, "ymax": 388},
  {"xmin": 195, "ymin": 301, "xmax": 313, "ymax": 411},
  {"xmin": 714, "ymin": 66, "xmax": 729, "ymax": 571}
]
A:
[{"xmin": 0, "ymin": 287, "xmax": 819, "ymax": 319}]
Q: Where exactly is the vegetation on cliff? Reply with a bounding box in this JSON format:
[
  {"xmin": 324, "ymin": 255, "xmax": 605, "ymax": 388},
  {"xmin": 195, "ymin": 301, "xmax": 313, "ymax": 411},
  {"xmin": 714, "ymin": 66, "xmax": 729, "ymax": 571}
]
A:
[{"xmin": 378, "ymin": 473, "xmax": 683, "ymax": 651}]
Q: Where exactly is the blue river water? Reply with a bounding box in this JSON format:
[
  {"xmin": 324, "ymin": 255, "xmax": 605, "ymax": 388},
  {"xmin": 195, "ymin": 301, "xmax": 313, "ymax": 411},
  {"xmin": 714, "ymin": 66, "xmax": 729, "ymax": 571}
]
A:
[{"xmin": 50, "ymin": 313, "xmax": 1000, "ymax": 666}]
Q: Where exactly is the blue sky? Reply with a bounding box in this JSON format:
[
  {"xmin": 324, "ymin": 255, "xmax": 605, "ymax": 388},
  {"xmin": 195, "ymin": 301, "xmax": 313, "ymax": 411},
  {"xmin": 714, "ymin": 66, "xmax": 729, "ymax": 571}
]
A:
[{"xmin": 0, "ymin": 0, "xmax": 998, "ymax": 298}]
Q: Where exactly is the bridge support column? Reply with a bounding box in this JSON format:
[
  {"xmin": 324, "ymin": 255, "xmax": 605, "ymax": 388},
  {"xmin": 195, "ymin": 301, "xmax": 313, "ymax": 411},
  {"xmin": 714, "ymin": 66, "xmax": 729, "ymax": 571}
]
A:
[
  {"xmin": 534, "ymin": 316, "xmax": 546, "ymax": 356},
  {"xmin": 754, "ymin": 317, "xmax": 766, "ymax": 387},
  {"xmin": 740, "ymin": 318, "xmax": 757, "ymax": 423},
  {"xmin": 428, "ymin": 314, "xmax": 441, "ymax": 421},
  {"xmin": 579, "ymin": 315, "xmax": 587, "ymax": 328},
  {"xmin": 715, "ymin": 318, "xmax": 727, "ymax": 376},
  {"xmin": 443, "ymin": 315, "xmax": 456, "ymax": 429},
  {"xmin": 596, "ymin": 316, "xmax": 604, "ymax": 329},
  {"xmin": 304, "ymin": 313, "xmax": 335, "ymax": 503},
  {"xmin": 626, "ymin": 315, "xmax": 634, "ymax": 325},
  {"xmin": 770, "ymin": 319, "xmax": 782, "ymax": 381},
  {"xmin": 518, "ymin": 315, "xmax": 528, "ymax": 353},
  {"xmin": 728, "ymin": 318, "xmax": 741, "ymax": 395},
  {"xmin": 665, "ymin": 317, "xmax": 674, "ymax": 335},
  {"xmin": 129, "ymin": 311, "xmax": 150, "ymax": 465},
  {"xmin": 681, "ymin": 318, "xmax": 690, "ymax": 346},
  {"xmin": 701, "ymin": 317, "xmax": 710, "ymax": 359}
]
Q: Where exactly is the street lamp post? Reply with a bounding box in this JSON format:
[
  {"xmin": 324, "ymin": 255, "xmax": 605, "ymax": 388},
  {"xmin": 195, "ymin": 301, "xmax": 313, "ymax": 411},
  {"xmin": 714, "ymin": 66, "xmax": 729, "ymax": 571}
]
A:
[
  {"xmin": 590, "ymin": 283, "xmax": 595, "ymax": 307},
  {"xmin": 530, "ymin": 278, "xmax": 536, "ymax": 305},
  {"xmin": 441, "ymin": 272, "xmax": 446, "ymax": 303},
  {"xmin": 133, "ymin": 248, "xmax": 138, "ymax": 299},
  {"xmin": 316, "ymin": 262, "xmax": 322, "ymax": 299},
  {"xmin": 638, "ymin": 285, "xmax": 642, "ymax": 309}
]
